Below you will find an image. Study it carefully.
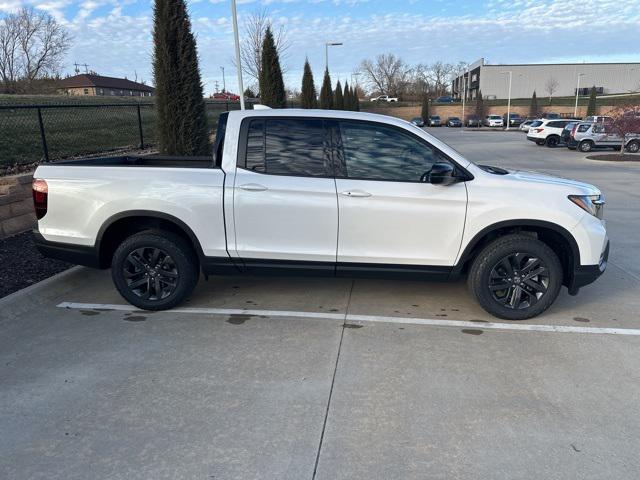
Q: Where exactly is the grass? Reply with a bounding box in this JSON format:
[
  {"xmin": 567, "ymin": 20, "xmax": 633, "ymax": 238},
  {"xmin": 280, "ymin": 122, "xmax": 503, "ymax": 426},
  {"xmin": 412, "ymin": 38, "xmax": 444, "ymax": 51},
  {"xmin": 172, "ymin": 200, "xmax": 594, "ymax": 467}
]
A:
[{"xmin": 0, "ymin": 98, "xmax": 236, "ymax": 166}]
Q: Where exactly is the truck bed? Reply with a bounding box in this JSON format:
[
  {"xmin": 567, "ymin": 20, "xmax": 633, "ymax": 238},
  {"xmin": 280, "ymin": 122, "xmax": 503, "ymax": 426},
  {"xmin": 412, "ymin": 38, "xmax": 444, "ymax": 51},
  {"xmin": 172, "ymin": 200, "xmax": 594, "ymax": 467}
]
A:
[{"xmin": 53, "ymin": 155, "xmax": 216, "ymax": 169}]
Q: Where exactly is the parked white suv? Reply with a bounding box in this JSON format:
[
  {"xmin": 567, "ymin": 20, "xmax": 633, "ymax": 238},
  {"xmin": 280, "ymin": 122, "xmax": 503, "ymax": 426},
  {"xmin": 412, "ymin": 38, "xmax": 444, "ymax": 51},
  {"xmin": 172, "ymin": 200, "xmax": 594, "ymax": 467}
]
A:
[
  {"xmin": 484, "ymin": 115, "xmax": 504, "ymax": 127},
  {"xmin": 527, "ymin": 118, "xmax": 579, "ymax": 147},
  {"xmin": 33, "ymin": 109, "xmax": 608, "ymax": 320}
]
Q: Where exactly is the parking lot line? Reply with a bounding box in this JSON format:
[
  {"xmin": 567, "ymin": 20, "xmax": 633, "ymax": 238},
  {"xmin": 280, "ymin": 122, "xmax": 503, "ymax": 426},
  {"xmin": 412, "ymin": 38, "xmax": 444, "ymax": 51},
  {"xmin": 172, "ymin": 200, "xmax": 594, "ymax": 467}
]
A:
[{"xmin": 57, "ymin": 302, "xmax": 640, "ymax": 336}]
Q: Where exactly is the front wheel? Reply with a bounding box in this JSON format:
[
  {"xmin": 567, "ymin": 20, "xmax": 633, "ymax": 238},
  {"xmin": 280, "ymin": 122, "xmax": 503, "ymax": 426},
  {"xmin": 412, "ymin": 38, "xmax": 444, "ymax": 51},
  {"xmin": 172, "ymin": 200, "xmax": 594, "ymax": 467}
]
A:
[
  {"xmin": 578, "ymin": 140, "xmax": 593, "ymax": 152},
  {"xmin": 111, "ymin": 230, "xmax": 199, "ymax": 311},
  {"xmin": 468, "ymin": 235, "xmax": 563, "ymax": 320},
  {"xmin": 626, "ymin": 141, "xmax": 640, "ymax": 153}
]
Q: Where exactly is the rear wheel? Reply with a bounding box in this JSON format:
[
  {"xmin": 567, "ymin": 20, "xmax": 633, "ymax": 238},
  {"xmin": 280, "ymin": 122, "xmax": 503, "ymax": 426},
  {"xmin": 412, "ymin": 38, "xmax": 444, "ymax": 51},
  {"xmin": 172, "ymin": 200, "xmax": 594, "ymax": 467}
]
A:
[
  {"xmin": 111, "ymin": 230, "xmax": 199, "ymax": 311},
  {"xmin": 468, "ymin": 235, "xmax": 563, "ymax": 320},
  {"xmin": 626, "ymin": 140, "xmax": 640, "ymax": 153},
  {"xmin": 546, "ymin": 135, "xmax": 560, "ymax": 147},
  {"xmin": 578, "ymin": 140, "xmax": 594, "ymax": 152}
]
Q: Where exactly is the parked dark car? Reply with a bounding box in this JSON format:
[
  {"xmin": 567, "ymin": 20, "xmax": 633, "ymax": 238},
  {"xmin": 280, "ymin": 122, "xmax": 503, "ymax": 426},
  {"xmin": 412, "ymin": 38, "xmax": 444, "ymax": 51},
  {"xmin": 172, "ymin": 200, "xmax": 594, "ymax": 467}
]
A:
[
  {"xmin": 465, "ymin": 115, "xmax": 481, "ymax": 127},
  {"xmin": 435, "ymin": 96, "xmax": 455, "ymax": 103},
  {"xmin": 427, "ymin": 115, "xmax": 442, "ymax": 127},
  {"xmin": 410, "ymin": 117, "xmax": 425, "ymax": 127},
  {"xmin": 503, "ymin": 113, "xmax": 523, "ymax": 127},
  {"xmin": 542, "ymin": 112, "xmax": 561, "ymax": 119},
  {"xmin": 560, "ymin": 121, "xmax": 582, "ymax": 147},
  {"xmin": 446, "ymin": 117, "xmax": 462, "ymax": 127}
]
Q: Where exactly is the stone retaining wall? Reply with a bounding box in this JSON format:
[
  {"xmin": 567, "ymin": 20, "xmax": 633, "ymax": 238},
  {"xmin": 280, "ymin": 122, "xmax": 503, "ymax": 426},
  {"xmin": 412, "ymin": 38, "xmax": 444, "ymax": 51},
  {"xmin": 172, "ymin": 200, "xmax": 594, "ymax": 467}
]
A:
[{"xmin": 0, "ymin": 173, "xmax": 35, "ymax": 239}]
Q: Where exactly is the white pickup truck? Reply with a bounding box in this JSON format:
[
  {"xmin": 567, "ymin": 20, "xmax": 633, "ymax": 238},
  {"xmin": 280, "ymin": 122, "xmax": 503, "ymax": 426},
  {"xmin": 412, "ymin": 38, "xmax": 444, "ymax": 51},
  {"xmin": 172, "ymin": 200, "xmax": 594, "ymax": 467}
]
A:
[
  {"xmin": 33, "ymin": 109, "xmax": 609, "ymax": 319},
  {"xmin": 370, "ymin": 95, "xmax": 398, "ymax": 102}
]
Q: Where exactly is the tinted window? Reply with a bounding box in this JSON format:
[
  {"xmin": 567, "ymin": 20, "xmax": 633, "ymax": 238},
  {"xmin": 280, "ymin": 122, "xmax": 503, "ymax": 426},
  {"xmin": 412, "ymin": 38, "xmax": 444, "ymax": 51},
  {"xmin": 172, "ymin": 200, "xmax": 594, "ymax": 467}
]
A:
[
  {"xmin": 530, "ymin": 121, "xmax": 543, "ymax": 127},
  {"xmin": 547, "ymin": 121, "xmax": 567, "ymax": 128},
  {"xmin": 338, "ymin": 121, "xmax": 448, "ymax": 182},
  {"xmin": 577, "ymin": 124, "xmax": 591, "ymax": 133},
  {"xmin": 243, "ymin": 118, "xmax": 329, "ymax": 177}
]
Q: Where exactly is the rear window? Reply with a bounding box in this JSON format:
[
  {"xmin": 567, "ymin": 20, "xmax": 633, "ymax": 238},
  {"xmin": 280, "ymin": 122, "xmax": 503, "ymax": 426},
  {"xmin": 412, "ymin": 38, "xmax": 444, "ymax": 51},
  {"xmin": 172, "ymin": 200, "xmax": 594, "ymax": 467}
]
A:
[
  {"xmin": 530, "ymin": 121, "xmax": 543, "ymax": 127},
  {"xmin": 243, "ymin": 118, "xmax": 330, "ymax": 177}
]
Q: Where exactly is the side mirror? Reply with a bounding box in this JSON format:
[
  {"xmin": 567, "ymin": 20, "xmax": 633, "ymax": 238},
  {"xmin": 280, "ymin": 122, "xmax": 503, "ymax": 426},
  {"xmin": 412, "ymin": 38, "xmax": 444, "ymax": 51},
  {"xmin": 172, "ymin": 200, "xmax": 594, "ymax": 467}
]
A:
[{"xmin": 426, "ymin": 162, "xmax": 456, "ymax": 185}]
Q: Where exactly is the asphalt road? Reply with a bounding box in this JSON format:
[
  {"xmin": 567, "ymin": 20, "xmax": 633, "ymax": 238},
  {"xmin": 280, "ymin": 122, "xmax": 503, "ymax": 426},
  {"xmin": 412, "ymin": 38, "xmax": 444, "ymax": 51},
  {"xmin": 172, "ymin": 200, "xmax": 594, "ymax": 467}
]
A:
[{"xmin": 1, "ymin": 130, "xmax": 639, "ymax": 479}]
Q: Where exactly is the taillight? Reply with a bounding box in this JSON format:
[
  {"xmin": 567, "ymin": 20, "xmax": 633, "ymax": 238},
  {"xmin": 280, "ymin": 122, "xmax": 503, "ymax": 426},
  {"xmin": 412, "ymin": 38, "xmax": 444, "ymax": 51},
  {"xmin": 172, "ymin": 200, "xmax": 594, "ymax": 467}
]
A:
[
  {"xmin": 32, "ymin": 178, "xmax": 48, "ymax": 219},
  {"xmin": 534, "ymin": 128, "xmax": 544, "ymax": 133},
  {"xmin": 570, "ymin": 125, "xmax": 578, "ymax": 139}
]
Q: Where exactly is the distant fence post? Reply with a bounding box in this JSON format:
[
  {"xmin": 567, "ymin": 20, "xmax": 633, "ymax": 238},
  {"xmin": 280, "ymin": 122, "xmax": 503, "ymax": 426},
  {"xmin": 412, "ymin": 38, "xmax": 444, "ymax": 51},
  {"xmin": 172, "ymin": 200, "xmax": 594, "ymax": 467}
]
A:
[
  {"xmin": 36, "ymin": 107, "xmax": 50, "ymax": 163},
  {"xmin": 136, "ymin": 104, "xmax": 144, "ymax": 149}
]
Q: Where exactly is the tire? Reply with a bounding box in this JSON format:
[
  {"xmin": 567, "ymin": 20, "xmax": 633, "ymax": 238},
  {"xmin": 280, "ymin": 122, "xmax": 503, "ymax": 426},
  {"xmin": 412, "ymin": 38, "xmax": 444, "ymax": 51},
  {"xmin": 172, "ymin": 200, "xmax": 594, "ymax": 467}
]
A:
[
  {"xmin": 626, "ymin": 141, "xmax": 640, "ymax": 153},
  {"xmin": 578, "ymin": 140, "xmax": 593, "ymax": 152},
  {"xmin": 546, "ymin": 135, "xmax": 560, "ymax": 148},
  {"xmin": 111, "ymin": 230, "xmax": 199, "ymax": 311},
  {"xmin": 467, "ymin": 234, "xmax": 563, "ymax": 320},
  {"xmin": 535, "ymin": 139, "xmax": 545, "ymax": 146}
]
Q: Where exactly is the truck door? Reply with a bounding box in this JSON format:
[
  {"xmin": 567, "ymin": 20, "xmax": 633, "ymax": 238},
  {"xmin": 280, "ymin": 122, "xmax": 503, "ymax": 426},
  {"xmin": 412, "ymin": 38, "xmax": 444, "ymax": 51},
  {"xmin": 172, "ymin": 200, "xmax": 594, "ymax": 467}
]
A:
[
  {"xmin": 331, "ymin": 119, "xmax": 468, "ymax": 273},
  {"xmin": 231, "ymin": 117, "xmax": 338, "ymax": 271}
]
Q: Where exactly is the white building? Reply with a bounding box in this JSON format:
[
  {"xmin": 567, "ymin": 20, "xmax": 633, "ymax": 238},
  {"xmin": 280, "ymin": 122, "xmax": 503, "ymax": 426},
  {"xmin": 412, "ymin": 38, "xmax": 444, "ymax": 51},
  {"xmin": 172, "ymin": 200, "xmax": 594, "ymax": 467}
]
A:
[{"xmin": 453, "ymin": 58, "xmax": 640, "ymax": 101}]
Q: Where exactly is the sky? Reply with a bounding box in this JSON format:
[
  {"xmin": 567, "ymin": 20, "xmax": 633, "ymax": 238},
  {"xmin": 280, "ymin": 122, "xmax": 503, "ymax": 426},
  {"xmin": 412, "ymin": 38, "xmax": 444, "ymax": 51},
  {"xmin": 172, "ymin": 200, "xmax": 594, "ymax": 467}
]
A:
[{"xmin": 1, "ymin": 0, "xmax": 639, "ymax": 95}]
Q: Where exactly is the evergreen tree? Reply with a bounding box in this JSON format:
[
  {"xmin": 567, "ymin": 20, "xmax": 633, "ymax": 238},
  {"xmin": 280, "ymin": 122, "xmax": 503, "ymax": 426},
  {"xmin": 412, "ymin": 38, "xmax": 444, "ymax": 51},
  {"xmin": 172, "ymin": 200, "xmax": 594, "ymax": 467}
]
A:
[
  {"xmin": 353, "ymin": 86, "xmax": 360, "ymax": 111},
  {"xmin": 319, "ymin": 68, "xmax": 333, "ymax": 109},
  {"xmin": 258, "ymin": 26, "xmax": 286, "ymax": 108},
  {"xmin": 334, "ymin": 80, "xmax": 344, "ymax": 110},
  {"xmin": 153, "ymin": 0, "xmax": 209, "ymax": 156},
  {"xmin": 421, "ymin": 94, "xmax": 430, "ymax": 120},
  {"xmin": 586, "ymin": 86, "xmax": 597, "ymax": 117},
  {"xmin": 343, "ymin": 81, "xmax": 352, "ymax": 110},
  {"xmin": 244, "ymin": 87, "xmax": 256, "ymax": 98},
  {"xmin": 300, "ymin": 58, "xmax": 317, "ymax": 109},
  {"xmin": 474, "ymin": 91, "xmax": 486, "ymax": 123},
  {"xmin": 529, "ymin": 91, "xmax": 539, "ymax": 118}
]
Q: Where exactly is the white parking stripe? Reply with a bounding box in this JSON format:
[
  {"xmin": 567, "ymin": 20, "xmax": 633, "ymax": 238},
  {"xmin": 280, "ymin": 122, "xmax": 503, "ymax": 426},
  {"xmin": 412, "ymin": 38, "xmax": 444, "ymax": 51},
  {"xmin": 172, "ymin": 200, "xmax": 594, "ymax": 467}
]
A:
[{"xmin": 57, "ymin": 302, "xmax": 640, "ymax": 336}]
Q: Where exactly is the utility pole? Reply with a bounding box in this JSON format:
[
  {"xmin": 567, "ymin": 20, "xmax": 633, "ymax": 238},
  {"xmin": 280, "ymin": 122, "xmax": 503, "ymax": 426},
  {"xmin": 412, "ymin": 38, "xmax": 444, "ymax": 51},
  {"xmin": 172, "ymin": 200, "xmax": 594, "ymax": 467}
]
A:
[
  {"xmin": 500, "ymin": 70, "xmax": 513, "ymax": 130},
  {"xmin": 574, "ymin": 73, "xmax": 585, "ymax": 118},
  {"xmin": 220, "ymin": 66, "xmax": 226, "ymax": 92},
  {"xmin": 230, "ymin": 0, "xmax": 245, "ymax": 109}
]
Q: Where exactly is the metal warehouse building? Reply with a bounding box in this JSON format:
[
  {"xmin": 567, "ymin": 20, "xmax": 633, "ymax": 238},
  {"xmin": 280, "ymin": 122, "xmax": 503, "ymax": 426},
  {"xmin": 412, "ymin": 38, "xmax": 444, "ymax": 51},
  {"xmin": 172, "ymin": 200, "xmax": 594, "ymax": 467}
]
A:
[{"xmin": 453, "ymin": 58, "xmax": 640, "ymax": 100}]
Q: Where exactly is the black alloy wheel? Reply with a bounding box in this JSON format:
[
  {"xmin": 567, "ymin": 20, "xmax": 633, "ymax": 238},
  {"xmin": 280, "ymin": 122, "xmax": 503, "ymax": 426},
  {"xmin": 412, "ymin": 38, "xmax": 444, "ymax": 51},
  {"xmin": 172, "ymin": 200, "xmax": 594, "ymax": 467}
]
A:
[
  {"xmin": 488, "ymin": 253, "xmax": 549, "ymax": 310},
  {"xmin": 546, "ymin": 136, "xmax": 559, "ymax": 148},
  {"xmin": 123, "ymin": 247, "xmax": 179, "ymax": 301}
]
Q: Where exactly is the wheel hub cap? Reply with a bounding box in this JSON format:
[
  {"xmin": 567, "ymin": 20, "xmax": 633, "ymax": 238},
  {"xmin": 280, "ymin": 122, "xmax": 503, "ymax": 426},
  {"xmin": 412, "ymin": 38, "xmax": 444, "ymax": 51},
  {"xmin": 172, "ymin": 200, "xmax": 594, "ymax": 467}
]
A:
[{"xmin": 489, "ymin": 253, "xmax": 550, "ymax": 310}]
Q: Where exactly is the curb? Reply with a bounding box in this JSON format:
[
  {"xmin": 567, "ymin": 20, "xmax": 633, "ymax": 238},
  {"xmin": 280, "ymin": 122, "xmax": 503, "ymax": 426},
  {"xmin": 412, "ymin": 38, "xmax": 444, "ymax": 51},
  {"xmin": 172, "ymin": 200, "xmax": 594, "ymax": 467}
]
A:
[{"xmin": 0, "ymin": 265, "xmax": 82, "ymax": 307}]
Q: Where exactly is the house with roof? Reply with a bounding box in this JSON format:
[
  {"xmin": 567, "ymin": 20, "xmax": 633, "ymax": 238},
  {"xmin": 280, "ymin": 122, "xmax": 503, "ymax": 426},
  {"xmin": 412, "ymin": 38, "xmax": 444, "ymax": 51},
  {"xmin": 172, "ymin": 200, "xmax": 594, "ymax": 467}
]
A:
[{"xmin": 59, "ymin": 74, "xmax": 155, "ymax": 97}]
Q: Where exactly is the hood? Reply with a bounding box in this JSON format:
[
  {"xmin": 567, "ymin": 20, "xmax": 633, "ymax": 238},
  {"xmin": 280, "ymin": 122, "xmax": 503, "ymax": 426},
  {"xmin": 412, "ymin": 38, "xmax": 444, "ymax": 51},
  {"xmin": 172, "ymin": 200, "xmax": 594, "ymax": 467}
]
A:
[{"xmin": 508, "ymin": 169, "xmax": 601, "ymax": 195}]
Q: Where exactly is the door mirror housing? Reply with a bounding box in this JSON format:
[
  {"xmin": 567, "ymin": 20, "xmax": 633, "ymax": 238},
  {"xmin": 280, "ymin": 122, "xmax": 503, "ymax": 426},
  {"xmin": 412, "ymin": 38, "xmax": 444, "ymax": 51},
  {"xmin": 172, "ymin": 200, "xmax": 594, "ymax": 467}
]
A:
[{"xmin": 425, "ymin": 162, "xmax": 456, "ymax": 185}]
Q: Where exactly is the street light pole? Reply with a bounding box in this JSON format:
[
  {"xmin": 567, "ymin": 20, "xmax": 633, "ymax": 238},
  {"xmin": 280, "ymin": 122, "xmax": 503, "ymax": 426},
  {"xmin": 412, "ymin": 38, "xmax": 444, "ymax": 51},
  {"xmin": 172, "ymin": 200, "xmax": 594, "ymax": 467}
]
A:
[
  {"xmin": 220, "ymin": 66, "xmax": 226, "ymax": 92},
  {"xmin": 500, "ymin": 70, "xmax": 513, "ymax": 130},
  {"xmin": 461, "ymin": 65, "xmax": 468, "ymax": 131},
  {"xmin": 325, "ymin": 42, "xmax": 343, "ymax": 71},
  {"xmin": 574, "ymin": 73, "xmax": 585, "ymax": 118},
  {"xmin": 230, "ymin": 0, "xmax": 245, "ymax": 110}
]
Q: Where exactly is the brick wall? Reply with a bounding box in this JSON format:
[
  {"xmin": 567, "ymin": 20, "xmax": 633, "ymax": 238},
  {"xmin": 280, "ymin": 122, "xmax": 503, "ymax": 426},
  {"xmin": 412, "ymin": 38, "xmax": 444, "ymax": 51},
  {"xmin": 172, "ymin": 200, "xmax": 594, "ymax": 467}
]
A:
[
  {"xmin": 364, "ymin": 104, "xmax": 615, "ymax": 121},
  {"xmin": 0, "ymin": 173, "xmax": 36, "ymax": 239}
]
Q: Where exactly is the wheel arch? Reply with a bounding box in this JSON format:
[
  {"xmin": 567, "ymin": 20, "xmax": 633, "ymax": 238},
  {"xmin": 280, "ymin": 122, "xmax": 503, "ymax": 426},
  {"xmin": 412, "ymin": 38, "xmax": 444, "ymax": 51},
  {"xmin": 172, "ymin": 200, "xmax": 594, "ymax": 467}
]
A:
[
  {"xmin": 96, "ymin": 210, "xmax": 205, "ymax": 269},
  {"xmin": 453, "ymin": 220, "xmax": 580, "ymax": 287}
]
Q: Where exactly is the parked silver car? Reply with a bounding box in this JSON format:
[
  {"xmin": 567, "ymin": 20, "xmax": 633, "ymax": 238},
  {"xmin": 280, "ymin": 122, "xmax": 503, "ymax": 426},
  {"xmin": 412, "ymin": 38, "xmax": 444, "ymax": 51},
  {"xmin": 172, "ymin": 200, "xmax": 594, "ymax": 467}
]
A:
[{"xmin": 571, "ymin": 123, "xmax": 640, "ymax": 153}]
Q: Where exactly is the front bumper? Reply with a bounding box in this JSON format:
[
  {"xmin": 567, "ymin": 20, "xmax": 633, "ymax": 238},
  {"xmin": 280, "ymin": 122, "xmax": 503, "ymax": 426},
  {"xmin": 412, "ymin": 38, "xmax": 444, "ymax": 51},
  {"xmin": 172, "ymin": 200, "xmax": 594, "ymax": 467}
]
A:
[{"xmin": 568, "ymin": 240, "xmax": 609, "ymax": 295}]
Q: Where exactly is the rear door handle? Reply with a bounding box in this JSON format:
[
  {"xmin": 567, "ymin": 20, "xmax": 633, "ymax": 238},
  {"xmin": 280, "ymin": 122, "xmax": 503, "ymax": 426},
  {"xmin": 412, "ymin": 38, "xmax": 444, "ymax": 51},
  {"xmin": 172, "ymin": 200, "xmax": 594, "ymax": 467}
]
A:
[
  {"xmin": 340, "ymin": 190, "xmax": 372, "ymax": 198},
  {"xmin": 238, "ymin": 183, "xmax": 268, "ymax": 192}
]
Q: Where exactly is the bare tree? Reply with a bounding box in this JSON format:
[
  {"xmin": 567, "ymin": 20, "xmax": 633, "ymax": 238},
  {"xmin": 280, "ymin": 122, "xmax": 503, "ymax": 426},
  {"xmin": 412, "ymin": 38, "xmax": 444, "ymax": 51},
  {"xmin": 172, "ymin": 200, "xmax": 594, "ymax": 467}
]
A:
[
  {"xmin": 545, "ymin": 77, "xmax": 559, "ymax": 104},
  {"xmin": 607, "ymin": 105, "xmax": 640, "ymax": 155},
  {"xmin": 238, "ymin": 9, "xmax": 289, "ymax": 83},
  {"xmin": 0, "ymin": 7, "xmax": 70, "ymax": 92},
  {"xmin": 427, "ymin": 61, "xmax": 454, "ymax": 97},
  {"xmin": 358, "ymin": 53, "xmax": 412, "ymax": 98}
]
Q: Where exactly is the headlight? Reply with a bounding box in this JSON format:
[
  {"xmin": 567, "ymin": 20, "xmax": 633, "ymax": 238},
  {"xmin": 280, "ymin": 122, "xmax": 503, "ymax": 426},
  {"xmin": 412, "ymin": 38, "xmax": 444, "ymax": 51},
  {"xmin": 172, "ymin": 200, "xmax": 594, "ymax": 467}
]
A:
[{"xmin": 568, "ymin": 194, "xmax": 605, "ymax": 219}]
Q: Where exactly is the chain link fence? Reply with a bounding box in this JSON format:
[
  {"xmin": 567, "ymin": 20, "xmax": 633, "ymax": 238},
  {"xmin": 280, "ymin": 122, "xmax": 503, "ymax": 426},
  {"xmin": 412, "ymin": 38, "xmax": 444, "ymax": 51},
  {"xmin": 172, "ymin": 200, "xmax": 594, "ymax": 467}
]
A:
[{"xmin": 0, "ymin": 101, "xmax": 246, "ymax": 167}]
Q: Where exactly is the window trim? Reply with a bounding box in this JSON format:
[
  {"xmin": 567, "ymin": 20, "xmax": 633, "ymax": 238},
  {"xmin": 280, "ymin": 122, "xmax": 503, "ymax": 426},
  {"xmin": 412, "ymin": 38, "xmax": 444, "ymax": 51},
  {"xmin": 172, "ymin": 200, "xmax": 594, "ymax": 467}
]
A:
[
  {"xmin": 237, "ymin": 116, "xmax": 335, "ymax": 179},
  {"xmin": 236, "ymin": 115, "xmax": 473, "ymax": 183},
  {"xmin": 330, "ymin": 118, "xmax": 473, "ymax": 183}
]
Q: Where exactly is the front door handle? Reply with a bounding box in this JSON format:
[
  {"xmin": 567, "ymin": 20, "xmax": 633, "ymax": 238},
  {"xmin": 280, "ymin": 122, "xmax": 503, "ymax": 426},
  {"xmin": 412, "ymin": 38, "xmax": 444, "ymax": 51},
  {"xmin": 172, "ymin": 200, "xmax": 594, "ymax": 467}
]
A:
[
  {"xmin": 238, "ymin": 183, "xmax": 268, "ymax": 192},
  {"xmin": 340, "ymin": 190, "xmax": 372, "ymax": 198}
]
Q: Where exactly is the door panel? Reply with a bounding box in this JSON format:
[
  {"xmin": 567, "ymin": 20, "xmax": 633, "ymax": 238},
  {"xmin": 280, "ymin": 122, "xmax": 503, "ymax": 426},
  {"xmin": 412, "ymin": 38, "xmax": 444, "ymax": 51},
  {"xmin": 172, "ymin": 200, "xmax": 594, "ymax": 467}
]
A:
[
  {"xmin": 232, "ymin": 117, "xmax": 338, "ymax": 263},
  {"xmin": 333, "ymin": 120, "xmax": 468, "ymax": 267},
  {"xmin": 336, "ymin": 179, "xmax": 467, "ymax": 265}
]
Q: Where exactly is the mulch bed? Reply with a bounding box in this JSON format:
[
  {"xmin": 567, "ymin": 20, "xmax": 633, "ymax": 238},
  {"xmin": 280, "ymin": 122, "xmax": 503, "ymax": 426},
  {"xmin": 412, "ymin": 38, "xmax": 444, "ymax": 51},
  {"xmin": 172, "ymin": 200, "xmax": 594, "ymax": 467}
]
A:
[
  {"xmin": 586, "ymin": 153, "xmax": 640, "ymax": 162},
  {"xmin": 0, "ymin": 231, "xmax": 71, "ymax": 298}
]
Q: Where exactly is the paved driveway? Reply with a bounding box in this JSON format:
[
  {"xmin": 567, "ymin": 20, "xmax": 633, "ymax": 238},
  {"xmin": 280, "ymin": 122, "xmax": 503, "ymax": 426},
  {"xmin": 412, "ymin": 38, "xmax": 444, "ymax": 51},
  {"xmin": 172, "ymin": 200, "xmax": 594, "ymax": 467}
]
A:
[{"xmin": 1, "ymin": 130, "xmax": 640, "ymax": 479}]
